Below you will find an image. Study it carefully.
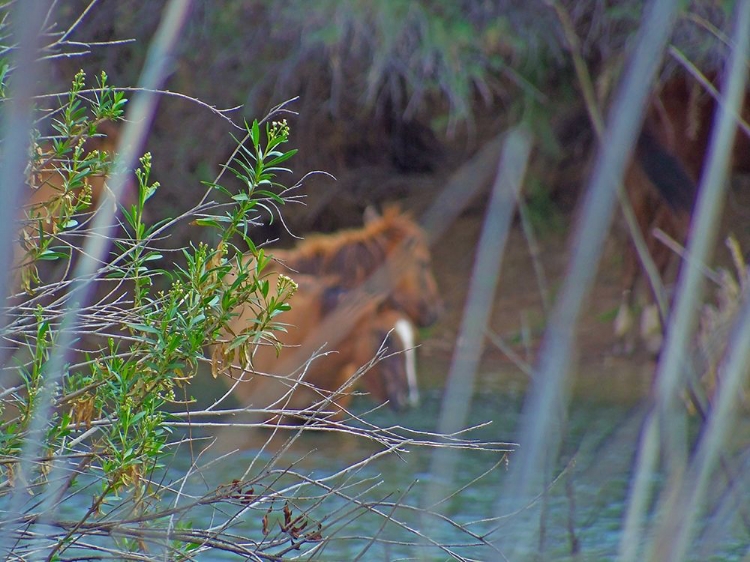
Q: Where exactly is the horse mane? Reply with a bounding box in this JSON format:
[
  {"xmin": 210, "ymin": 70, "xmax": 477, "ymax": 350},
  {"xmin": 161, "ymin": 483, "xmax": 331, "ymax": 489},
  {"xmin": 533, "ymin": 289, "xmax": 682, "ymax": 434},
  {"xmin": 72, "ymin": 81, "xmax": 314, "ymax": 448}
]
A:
[{"xmin": 276, "ymin": 207, "xmax": 424, "ymax": 286}]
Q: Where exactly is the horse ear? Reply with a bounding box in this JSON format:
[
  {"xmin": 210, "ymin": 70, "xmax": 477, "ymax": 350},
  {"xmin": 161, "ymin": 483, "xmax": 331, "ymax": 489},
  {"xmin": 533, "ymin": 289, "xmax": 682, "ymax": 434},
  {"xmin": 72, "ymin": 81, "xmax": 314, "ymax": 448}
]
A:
[{"xmin": 363, "ymin": 206, "xmax": 381, "ymax": 225}]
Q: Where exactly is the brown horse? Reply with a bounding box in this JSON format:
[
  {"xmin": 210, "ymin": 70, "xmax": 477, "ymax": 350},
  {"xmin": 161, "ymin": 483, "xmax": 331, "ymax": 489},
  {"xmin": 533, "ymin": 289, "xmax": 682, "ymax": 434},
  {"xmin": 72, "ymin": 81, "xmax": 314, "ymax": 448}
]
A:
[
  {"xmin": 14, "ymin": 122, "xmax": 124, "ymax": 291},
  {"xmin": 615, "ymin": 72, "xmax": 750, "ymax": 353},
  {"xmin": 214, "ymin": 206, "xmax": 438, "ymax": 420},
  {"xmin": 268, "ymin": 206, "xmax": 443, "ymax": 329},
  {"xmin": 217, "ymin": 270, "xmax": 419, "ymax": 420}
]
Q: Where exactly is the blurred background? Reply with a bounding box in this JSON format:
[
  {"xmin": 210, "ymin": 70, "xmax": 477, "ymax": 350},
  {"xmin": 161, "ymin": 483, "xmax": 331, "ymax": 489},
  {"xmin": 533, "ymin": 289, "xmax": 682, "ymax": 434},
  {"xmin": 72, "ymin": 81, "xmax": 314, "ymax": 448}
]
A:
[{"xmin": 45, "ymin": 1, "xmax": 748, "ymax": 378}]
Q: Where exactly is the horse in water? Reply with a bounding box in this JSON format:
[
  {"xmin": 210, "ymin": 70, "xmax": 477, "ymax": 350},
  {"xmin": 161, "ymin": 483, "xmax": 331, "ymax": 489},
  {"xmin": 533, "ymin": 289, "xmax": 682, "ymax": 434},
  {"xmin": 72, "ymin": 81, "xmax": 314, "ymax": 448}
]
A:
[
  {"xmin": 215, "ymin": 206, "xmax": 440, "ymax": 421},
  {"xmin": 217, "ymin": 271, "xmax": 419, "ymax": 421},
  {"xmin": 615, "ymin": 71, "xmax": 750, "ymax": 354}
]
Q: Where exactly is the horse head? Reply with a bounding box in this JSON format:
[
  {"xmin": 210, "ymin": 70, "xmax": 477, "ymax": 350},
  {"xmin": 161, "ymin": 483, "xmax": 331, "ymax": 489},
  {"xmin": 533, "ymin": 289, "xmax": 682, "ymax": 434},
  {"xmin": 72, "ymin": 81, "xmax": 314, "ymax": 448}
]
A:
[
  {"xmin": 359, "ymin": 309, "xmax": 419, "ymax": 411},
  {"xmin": 364, "ymin": 206, "xmax": 443, "ymax": 328}
]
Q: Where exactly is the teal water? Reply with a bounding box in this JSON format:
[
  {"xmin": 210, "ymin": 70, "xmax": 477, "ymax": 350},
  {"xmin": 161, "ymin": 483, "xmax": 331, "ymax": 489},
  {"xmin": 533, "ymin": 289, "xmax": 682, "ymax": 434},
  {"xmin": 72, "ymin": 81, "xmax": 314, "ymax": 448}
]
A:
[
  {"xmin": 17, "ymin": 363, "xmax": 750, "ymax": 560},
  {"xmin": 165, "ymin": 363, "xmax": 750, "ymax": 561}
]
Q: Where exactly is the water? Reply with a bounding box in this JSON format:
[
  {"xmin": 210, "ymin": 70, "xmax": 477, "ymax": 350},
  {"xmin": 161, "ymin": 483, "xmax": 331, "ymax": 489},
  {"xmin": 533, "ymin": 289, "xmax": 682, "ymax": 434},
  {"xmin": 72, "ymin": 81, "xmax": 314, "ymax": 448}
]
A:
[
  {"xmin": 158, "ymin": 365, "xmax": 649, "ymax": 560},
  {"xmin": 175, "ymin": 361, "xmax": 750, "ymax": 561},
  {"xmin": 25, "ymin": 361, "xmax": 750, "ymax": 560}
]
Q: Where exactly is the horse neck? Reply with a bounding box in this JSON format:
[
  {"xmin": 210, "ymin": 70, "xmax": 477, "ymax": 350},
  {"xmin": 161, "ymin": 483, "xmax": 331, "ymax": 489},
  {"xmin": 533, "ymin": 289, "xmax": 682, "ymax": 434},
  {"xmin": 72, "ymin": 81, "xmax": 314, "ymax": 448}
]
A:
[{"xmin": 291, "ymin": 228, "xmax": 398, "ymax": 281}]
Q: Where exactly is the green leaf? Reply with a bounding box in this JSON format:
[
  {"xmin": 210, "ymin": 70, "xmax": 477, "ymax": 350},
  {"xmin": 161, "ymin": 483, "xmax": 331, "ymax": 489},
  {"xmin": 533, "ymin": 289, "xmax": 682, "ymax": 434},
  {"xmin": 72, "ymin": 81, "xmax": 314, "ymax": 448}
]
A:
[
  {"xmin": 232, "ymin": 192, "xmax": 251, "ymax": 202},
  {"xmin": 193, "ymin": 218, "xmax": 222, "ymax": 228},
  {"xmin": 130, "ymin": 324, "xmax": 161, "ymax": 335},
  {"xmin": 37, "ymin": 250, "xmax": 68, "ymax": 261},
  {"xmin": 265, "ymin": 149, "xmax": 297, "ymax": 167},
  {"xmin": 251, "ymin": 119, "xmax": 260, "ymax": 149}
]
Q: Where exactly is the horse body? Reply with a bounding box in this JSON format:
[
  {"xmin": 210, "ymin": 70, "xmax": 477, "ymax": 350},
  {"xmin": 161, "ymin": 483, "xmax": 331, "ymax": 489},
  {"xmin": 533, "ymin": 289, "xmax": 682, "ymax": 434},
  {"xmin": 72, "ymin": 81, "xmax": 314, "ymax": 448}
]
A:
[{"xmin": 616, "ymin": 72, "xmax": 750, "ymax": 353}]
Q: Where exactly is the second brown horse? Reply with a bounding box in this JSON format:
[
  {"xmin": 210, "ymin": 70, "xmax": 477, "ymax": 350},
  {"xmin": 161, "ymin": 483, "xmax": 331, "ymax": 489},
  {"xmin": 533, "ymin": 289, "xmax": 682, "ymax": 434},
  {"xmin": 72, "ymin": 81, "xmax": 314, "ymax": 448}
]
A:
[{"xmin": 615, "ymin": 71, "xmax": 750, "ymax": 353}]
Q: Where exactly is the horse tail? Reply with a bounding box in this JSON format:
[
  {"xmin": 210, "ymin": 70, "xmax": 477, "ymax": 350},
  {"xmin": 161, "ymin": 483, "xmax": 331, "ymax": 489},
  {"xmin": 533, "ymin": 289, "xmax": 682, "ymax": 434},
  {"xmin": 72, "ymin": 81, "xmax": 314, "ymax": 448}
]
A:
[{"xmin": 635, "ymin": 128, "xmax": 697, "ymax": 212}]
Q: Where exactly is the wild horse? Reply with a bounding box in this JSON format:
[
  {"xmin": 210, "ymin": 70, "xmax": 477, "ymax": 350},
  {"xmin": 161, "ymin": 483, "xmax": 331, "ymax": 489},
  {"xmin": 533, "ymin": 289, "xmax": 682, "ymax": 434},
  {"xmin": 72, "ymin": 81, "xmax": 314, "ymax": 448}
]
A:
[{"xmin": 215, "ymin": 206, "xmax": 440, "ymax": 421}]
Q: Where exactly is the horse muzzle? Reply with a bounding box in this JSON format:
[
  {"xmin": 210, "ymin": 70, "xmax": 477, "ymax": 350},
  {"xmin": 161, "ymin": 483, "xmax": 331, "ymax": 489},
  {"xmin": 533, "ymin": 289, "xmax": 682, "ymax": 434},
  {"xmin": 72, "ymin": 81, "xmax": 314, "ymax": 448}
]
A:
[{"xmin": 416, "ymin": 299, "xmax": 444, "ymax": 328}]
